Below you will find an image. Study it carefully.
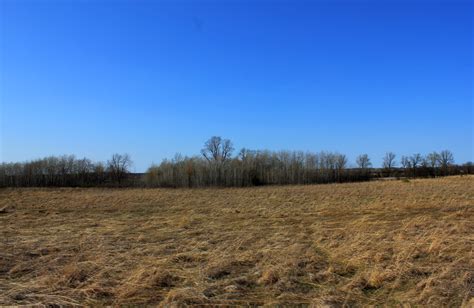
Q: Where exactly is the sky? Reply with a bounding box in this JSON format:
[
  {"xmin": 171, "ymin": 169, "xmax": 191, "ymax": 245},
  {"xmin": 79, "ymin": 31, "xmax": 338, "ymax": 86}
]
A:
[{"xmin": 1, "ymin": 0, "xmax": 473, "ymax": 171}]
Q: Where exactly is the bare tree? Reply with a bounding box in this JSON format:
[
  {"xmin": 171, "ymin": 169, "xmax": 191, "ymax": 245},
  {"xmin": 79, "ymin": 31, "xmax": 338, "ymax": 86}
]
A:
[
  {"xmin": 382, "ymin": 152, "xmax": 396, "ymax": 176},
  {"xmin": 201, "ymin": 136, "xmax": 234, "ymax": 185},
  {"xmin": 107, "ymin": 153, "xmax": 132, "ymax": 184},
  {"xmin": 356, "ymin": 154, "xmax": 372, "ymax": 169},
  {"xmin": 382, "ymin": 152, "xmax": 396, "ymax": 169},
  {"xmin": 335, "ymin": 154, "xmax": 347, "ymax": 182},
  {"xmin": 427, "ymin": 152, "xmax": 440, "ymax": 168},
  {"xmin": 335, "ymin": 154, "xmax": 347, "ymax": 170},
  {"xmin": 426, "ymin": 152, "xmax": 440, "ymax": 177},
  {"xmin": 201, "ymin": 136, "xmax": 234, "ymax": 164},
  {"xmin": 409, "ymin": 153, "xmax": 422, "ymax": 177},
  {"xmin": 438, "ymin": 150, "xmax": 454, "ymax": 168},
  {"xmin": 400, "ymin": 155, "xmax": 411, "ymax": 177}
]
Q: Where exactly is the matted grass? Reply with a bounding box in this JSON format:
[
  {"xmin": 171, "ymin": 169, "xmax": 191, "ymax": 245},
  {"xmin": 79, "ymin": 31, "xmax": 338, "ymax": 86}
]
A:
[{"xmin": 1, "ymin": 176, "xmax": 473, "ymax": 306}]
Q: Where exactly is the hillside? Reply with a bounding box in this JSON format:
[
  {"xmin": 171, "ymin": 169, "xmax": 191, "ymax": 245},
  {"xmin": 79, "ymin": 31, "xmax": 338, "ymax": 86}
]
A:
[{"xmin": 1, "ymin": 176, "xmax": 473, "ymax": 306}]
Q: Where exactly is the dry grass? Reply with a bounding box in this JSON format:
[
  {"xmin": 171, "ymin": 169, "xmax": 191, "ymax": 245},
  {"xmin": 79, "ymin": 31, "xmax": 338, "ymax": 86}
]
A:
[{"xmin": 1, "ymin": 176, "xmax": 473, "ymax": 306}]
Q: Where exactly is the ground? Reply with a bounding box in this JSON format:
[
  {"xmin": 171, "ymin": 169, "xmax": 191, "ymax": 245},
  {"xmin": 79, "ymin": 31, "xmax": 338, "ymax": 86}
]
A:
[{"xmin": 0, "ymin": 176, "xmax": 473, "ymax": 307}]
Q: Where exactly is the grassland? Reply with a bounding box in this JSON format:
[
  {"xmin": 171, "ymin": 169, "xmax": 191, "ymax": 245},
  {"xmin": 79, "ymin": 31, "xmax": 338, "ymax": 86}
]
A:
[{"xmin": 0, "ymin": 176, "xmax": 473, "ymax": 306}]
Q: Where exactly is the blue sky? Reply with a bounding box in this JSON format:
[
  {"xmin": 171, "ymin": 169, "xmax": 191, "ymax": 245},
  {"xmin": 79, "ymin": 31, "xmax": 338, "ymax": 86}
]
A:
[{"xmin": 1, "ymin": 0, "xmax": 473, "ymax": 171}]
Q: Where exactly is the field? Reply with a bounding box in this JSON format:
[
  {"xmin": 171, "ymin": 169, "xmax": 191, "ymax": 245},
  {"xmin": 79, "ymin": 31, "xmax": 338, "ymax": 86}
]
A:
[{"xmin": 1, "ymin": 176, "xmax": 473, "ymax": 306}]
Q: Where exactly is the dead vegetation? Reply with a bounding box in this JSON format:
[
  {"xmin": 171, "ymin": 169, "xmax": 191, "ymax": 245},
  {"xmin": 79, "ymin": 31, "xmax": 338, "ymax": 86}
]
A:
[{"xmin": 0, "ymin": 176, "xmax": 473, "ymax": 306}]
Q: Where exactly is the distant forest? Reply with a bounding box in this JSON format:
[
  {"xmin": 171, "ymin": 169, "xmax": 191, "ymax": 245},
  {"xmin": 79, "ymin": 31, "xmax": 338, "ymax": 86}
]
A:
[{"xmin": 1, "ymin": 136, "xmax": 472, "ymax": 188}]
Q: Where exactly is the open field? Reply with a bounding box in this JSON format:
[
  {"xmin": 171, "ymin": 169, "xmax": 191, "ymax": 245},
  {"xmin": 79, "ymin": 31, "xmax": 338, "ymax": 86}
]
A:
[{"xmin": 0, "ymin": 176, "xmax": 473, "ymax": 306}]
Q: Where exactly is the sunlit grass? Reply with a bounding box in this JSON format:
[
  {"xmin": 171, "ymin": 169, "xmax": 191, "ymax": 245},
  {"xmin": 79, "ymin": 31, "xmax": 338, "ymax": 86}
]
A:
[{"xmin": 1, "ymin": 176, "xmax": 473, "ymax": 306}]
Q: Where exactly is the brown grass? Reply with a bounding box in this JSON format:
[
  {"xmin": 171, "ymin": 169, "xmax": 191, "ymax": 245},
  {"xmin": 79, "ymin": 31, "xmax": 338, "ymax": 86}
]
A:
[{"xmin": 1, "ymin": 176, "xmax": 473, "ymax": 306}]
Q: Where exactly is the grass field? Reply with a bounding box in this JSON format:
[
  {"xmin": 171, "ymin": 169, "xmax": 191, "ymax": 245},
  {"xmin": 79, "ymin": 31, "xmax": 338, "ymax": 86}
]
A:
[{"xmin": 1, "ymin": 176, "xmax": 473, "ymax": 306}]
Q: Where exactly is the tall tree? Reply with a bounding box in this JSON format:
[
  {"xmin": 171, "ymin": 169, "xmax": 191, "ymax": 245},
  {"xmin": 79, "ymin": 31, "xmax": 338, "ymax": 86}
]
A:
[
  {"xmin": 107, "ymin": 153, "xmax": 132, "ymax": 184},
  {"xmin": 427, "ymin": 152, "xmax": 440, "ymax": 177},
  {"xmin": 438, "ymin": 150, "xmax": 454, "ymax": 175},
  {"xmin": 409, "ymin": 153, "xmax": 422, "ymax": 177},
  {"xmin": 438, "ymin": 150, "xmax": 454, "ymax": 168},
  {"xmin": 335, "ymin": 154, "xmax": 348, "ymax": 182},
  {"xmin": 356, "ymin": 154, "xmax": 372, "ymax": 169},
  {"xmin": 427, "ymin": 152, "xmax": 440, "ymax": 168},
  {"xmin": 382, "ymin": 152, "xmax": 396, "ymax": 177},
  {"xmin": 201, "ymin": 136, "xmax": 234, "ymax": 185},
  {"xmin": 201, "ymin": 136, "xmax": 234, "ymax": 164},
  {"xmin": 382, "ymin": 152, "xmax": 396, "ymax": 169}
]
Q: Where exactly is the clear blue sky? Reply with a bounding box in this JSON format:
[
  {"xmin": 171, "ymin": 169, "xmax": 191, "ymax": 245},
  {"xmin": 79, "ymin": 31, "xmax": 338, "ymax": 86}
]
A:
[{"xmin": 1, "ymin": 0, "xmax": 473, "ymax": 171}]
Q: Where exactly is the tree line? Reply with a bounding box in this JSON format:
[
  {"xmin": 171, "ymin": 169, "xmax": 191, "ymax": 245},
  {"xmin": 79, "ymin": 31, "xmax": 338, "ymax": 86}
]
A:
[
  {"xmin": 0, "ymin": 136, "xmax": 472, "ymax": 188},
  {"xmin": 145, "ymin": 137, "xmax": 472, "ymax": 187},
  {"xmin": 0, "ymin": 154, "xmax": 134, "ymax": 187}
]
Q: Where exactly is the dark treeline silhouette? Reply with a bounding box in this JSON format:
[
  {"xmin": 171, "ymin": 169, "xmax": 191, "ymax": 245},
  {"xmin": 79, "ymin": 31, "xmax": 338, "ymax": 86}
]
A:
[
  {"xmin": 1, "ymin": 137, "xmax": 472, "ymax": 188},
  {"xmin": 0, "ymin": 153, "xmax": 135, "ymax": 187}
]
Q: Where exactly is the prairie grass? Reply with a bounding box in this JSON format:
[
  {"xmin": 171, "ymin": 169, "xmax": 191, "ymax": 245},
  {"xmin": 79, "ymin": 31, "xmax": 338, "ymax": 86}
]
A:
[{"xmin": 0, "ymin": 176, "xmax": 473, "ymax": 306}]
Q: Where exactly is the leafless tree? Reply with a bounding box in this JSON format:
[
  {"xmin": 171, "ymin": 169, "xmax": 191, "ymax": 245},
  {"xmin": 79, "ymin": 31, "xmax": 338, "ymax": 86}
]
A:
[
  {"xmin": 400, "ymin": 155, "xmax": 411, "ymax": 177},
  {"xmin": 200, "ymin": 136, "xmax": 234, "ymax": 185},
  {"xmin": 382, "ymin": 152, "xmax": 396, "ymax": 176},
  {"xmin": 409, "ymin": 153, "xmax": 422, "ymax": 177},
  {"xmin": 356, "ymin": 154, "xmax": 372, "ymax": 169},
  {"xmin": 410, "ymin": 154, "xmax": 422, "ymax": 168},
  {"xmin": 335, "ymin": 154, "xmax": 347, "ymax": 182},
  {"xmin": 427, "ymin": 152, "xmax": 440, "ymax": 168},
  {"xmin": 438, "ymin": 150, "xmax": 454, "ymax": 170},
  {"xmin": 382, "ymin": 152, "xmax": 396, "ymax": 169},
  {"xmin": 201, "ymin": 136, "xmax": 234, "ymax": 164},
  {"xmin": 426, "ymin": 152, "xmax": 440, "ymax": 176},
  {"xmin": 107, "ymin": 153, "xmax": 132, "ymax": 184}
]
